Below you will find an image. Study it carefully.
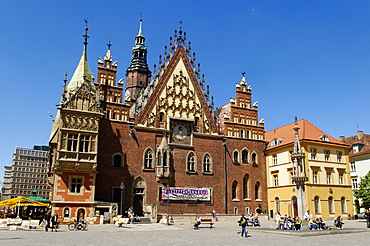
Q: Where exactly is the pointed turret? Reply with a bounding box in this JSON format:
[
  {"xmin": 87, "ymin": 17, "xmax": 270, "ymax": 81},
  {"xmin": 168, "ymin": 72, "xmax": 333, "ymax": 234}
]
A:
[
  {"xmin": 66, "ymin": 27, "xmax": 95, "ymax": 98},
  {"xmin": 125, "ymin": 19, "xmax": 151, "ymax": 102}
]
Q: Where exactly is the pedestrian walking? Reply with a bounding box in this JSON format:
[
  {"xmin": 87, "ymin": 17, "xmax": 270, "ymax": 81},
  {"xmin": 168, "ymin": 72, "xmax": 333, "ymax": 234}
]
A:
[
  {"xmin": 212, "ymin": 210, "xmax": 218, "ymax": 221},
  {"xmin": 44, "ymin": 210, "xmax": 51, "ymax": 232},
  {"xmin": 51, "ymin": 213, "xmax": 59, "ymax": 232},
  {"xmin": 365, "ymin": 209, "xmax": 370, "ymax": 228},
  {"xmin": 274, "ymin": 212, "xmax": 281, "ymax": 229},
  {"xmin": 238, "ymin": 214, "xmax": 248, "ymax": 238}
]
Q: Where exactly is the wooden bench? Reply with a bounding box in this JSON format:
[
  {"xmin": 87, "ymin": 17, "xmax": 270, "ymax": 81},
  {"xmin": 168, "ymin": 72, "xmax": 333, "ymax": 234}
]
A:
[{"xmin": 193, "ymin": 218, "xmax": 214, "ymax": 229}]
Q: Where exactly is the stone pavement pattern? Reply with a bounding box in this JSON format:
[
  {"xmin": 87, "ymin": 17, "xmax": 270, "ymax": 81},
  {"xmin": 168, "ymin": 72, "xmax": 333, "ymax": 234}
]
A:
[{"xmin": 0, "ymin": 220, "xmax": 369, "ymax": 246}]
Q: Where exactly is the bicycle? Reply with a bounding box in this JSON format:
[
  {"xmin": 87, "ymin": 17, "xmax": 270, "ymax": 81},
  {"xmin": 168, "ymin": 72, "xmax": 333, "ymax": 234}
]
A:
[{"xmin": 68, "ymin": 220, "xmax": 88, "ymax": 231}]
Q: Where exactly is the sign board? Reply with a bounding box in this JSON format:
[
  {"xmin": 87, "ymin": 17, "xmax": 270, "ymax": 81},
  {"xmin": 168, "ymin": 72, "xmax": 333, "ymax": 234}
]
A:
[{"xmin": 161, "ymin": 187, "xmax": 212, "ymax": 201}]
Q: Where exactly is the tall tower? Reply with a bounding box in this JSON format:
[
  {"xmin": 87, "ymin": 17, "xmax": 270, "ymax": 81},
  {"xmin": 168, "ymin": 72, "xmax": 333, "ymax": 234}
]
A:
[
  {"xmin": 95, "ymin": 41, "xmax": 127, "ymax": 121},
  {"xmin": 48, "ymin": 26, "xmax": 103, "ymax": 220},
  {"xmin": 125, "ymin": 19, "xmax": 151, "ymax": 102},
  {"xmin": 291, "ymin": 117, "xmax": 308, "ymax": 219}
]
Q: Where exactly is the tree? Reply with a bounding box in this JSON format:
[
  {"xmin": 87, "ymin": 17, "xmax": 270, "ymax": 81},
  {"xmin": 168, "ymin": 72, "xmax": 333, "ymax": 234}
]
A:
[{"xmin": 354, "ymin": 171, "xmax": 370, "ymax": 209}]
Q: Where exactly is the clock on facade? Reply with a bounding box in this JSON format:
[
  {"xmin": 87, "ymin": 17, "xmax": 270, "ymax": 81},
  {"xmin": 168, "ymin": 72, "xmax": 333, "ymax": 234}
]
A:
[
  {"xmin": 170, "ymin": 119, "xmax": 192, "ymax": 145},
  {"xmin": 174, "ymin": 125, "xmax": 188, "ymax": 139}
]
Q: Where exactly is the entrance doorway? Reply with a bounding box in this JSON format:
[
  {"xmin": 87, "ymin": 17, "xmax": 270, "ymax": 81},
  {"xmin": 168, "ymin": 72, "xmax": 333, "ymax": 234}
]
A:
[
  {"xmin": 133, "ymin": 195, "xmax": 143, "ymax": 216},
  {"xmin": 77, "ymin": 208, "xmax": 85, "ymax": 221},
  {"xmin": 291, "ymin": 196, "xmax": 298, "ymax": 218}
]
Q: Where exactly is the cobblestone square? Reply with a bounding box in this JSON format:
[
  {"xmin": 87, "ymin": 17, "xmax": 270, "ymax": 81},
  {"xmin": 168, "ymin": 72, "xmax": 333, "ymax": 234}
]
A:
[{"xmin": 1, "ymin": 220, "xmax": 369, "ymax": 246}]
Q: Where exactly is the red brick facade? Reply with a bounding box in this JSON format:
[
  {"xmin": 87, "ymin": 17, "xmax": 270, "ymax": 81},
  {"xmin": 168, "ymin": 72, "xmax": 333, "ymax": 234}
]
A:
[{"xmin": 49, "ymin": 24, "xmax": 267, "ymax": 222}]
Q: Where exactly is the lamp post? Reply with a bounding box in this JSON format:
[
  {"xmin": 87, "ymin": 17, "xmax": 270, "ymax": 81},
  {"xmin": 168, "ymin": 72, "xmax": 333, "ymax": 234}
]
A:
[{"xmin": 120, "ymin": 181, "xmax": 125, "ymax": 216}]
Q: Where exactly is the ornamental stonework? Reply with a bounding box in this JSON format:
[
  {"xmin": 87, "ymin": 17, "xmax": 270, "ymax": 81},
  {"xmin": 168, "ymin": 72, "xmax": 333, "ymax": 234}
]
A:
[{"xmin": 62, "ymin": 112, "xmax": 99, "ymax": 132}]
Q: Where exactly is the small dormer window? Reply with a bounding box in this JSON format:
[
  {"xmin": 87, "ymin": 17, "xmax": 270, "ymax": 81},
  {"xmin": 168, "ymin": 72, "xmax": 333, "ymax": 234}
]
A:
[
  {"xmin": 271, "ymin": 138, "xmax": 283, "ymax": 146},
  {"xmin": 352, "ymin": 145, "xmax": 359, "ymax": 153},
  {"xmin": 320, "ymin": 135, "xmax": 329, "ymax": 142}
]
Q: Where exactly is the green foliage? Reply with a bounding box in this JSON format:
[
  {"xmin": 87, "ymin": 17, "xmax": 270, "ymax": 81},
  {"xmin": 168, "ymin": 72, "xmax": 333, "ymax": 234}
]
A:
[{"xmin": 354, "ymin": 171, "xmax": 370, "ymax": 209}]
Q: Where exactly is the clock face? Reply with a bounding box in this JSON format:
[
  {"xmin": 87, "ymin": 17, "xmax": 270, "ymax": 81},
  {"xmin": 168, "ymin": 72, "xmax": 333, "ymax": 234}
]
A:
[
  {"xmin": 174, "ymin": 125, "xmax": 188, "ymax": 139},
  {"xmin": 170, "ymin": 119, "xmax": 192, "ymax": 145}
]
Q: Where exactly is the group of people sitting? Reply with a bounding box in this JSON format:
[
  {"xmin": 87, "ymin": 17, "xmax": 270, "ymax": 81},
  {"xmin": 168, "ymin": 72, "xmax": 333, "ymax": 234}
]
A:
[
  {"xmin": 308, "ymin": 217, "xmax": 328, "ymax": 230},
  {"xmin": 276, "ymin": 215, "xmax": 303, "ymax": 230},
  {"xmin": 244, "ymin": 213, "xmax": 261, "ymax": 227}
]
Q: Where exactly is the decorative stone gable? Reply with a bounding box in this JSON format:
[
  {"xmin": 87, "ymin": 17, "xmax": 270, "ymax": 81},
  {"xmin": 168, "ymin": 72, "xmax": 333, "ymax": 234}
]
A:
[
  {"xmin": 64, "ymin": 83, "xmax": 100, "ymax": 113},
  {"xmin": 143, "ymin": 58, "xmax": 212, "ymax": 134}
]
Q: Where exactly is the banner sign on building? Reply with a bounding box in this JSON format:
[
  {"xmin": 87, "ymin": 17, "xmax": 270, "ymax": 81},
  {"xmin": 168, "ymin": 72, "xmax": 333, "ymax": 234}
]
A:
[{"xmin": 161, "ymin": 187, "xmax": 212, "ymax": 201}]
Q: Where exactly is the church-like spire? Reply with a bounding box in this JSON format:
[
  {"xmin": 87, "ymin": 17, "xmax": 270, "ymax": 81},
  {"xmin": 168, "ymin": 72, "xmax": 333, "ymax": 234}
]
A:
[
  {"xmin": 125, "ymin": 18, "xmax": 151, "ymax": 101},
  {"xmin": 137, "ymin": 18, "xmax": 143, "ymax": 36},
  {"xmin": 66, "ymin": 24, "xmax": 94, "ymax": 96}
]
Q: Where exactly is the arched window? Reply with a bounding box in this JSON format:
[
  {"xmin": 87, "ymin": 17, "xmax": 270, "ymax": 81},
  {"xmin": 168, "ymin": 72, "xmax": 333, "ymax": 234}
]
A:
[
  {"xmin": 163, "ymin": 152, "xmax": 167, "ymax": 167},
  {"xmin": 243, "ymin": 174, "xmax": 249, "ymax": 199},
  {"xmin": 328, "ymin": 196, "xmax": 334, "ymax": 214},
  {"xmin": 187, "ymin": 152, "xmax": 196, "ymax": 172},
  {"xmin": 63, "ymin": 207, "xmax": 70, "ymax": 219},
  {"xmin": 233, "ymin": 150, "xmax": 239, "ymax": 164},
  {"xmin": 232, "ymin": 181, "xmax": 238, "ymax": 200},
  {"xmin": 314, "ymin": 196, "xmax": 320, "ymax": 214},
  {"xmin": 157, "ymin": 152, "xmax": 162, "ymax": 166},
  {"xmin": 112, "ymin": 153, "xmax": 124, "ymax": 168},
  {"xmin": 203, "ymin": 154, "xmax": 212, "ymax": 173},
  {"xmin": 143, "ymin": 148, "xmax": 153, "ymax": 169},
  {"xmin": 275, "ymin": 197, "xmax": 280, "ymax": 213},
  {"xmin": 341, "ymin": 197, "xmax": 347, "ymax": 213},
  {"xmin": 255, "ymin": 182, "xmax": 260, "ymax": 200},
  {"xmin": 252, "ymin": 153, "xmax": 257, "ymax": 165},
  {"xmin": 242, "ymin": 149, "xmax": 249, "ymax": 164}
]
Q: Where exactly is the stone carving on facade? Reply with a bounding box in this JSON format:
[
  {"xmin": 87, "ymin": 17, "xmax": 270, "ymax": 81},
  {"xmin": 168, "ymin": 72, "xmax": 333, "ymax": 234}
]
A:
[
  {"xmin": 147, "ymin": 70, "xmax": 211, "ymax": 133},
  {"xmin": 62, "ymin": 112, "xmax": 99, "ymax": 132}
]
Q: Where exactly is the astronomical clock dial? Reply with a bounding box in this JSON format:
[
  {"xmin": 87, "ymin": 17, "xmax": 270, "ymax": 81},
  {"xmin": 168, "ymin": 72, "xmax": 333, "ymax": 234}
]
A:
[
  {"xmin": 170, "ymin": 119, "xmax": 192, "ymax": 145},
  {"xmin": 174, "ymin": 124, "xmax": 188, "ymax": 140}
]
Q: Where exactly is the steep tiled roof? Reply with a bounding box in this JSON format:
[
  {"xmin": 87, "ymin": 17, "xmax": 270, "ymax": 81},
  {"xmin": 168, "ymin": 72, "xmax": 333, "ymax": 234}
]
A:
[
  {"xmin": 265, "ymin": 119, "xmax": 348, "ymax": 150},
  {"xmin": 340, "ymin": 132, "xmax": 370, "ymax": 157}
]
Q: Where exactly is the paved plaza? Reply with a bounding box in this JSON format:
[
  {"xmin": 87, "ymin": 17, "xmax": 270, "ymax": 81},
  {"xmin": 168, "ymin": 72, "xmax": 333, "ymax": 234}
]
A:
[{"xmin": 0, "ymin": 219, "xmax": 369, "ymax": 246}]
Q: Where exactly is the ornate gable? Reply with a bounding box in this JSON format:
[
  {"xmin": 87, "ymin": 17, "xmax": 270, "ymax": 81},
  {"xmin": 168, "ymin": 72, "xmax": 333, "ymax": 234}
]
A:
[
  {"xmin": 64, "ymin": 82, "xmax": 101, "ymax": 113},
  {"xmin": 137, "ymin": 47, "xmax": 216, "ymax": 134}
]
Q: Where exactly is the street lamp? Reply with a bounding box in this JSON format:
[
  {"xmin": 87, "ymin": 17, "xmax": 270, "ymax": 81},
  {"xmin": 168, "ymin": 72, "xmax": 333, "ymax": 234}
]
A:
[{"xmin": 120, "ymin": 182, "xmax": 125, "ymax": 215}]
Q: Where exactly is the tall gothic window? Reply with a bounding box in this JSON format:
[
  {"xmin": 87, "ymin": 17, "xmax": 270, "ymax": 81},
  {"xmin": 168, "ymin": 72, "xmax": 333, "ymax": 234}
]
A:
[
  {"xmin": 251, "ymin": 153, "xmax": 257, "ymax": 165},
  {"xmin": 233, "ymin": 151, "xmax": 239, "ymax": 164},
  {"xmin": 255, "ymin": 182, "xmax": 260, "ymax": 200},
  {"xmin": 232, "ymin": 181, "xmax": 238, "ymax": 200},
  {"xmin": 157, "ymin": 152, "xmax": 162, "ymax": 167},
  {"xmin": 203, "ymin": 154, "xmax": 211, "ymax": 173},
  {"xmin": 187, "ymin": 152, "xmax": 196, "ymax": 172},
  {"xmin": 144, "ymin": 148, "xmax": 153, "ymax": 169},
  {"xmin": 242, "ymin": 149, "xmax": 249, "ymax": 164},
  {"xmin": 243, "ymin": 175, "xmax": 249, "ymax": 199}
]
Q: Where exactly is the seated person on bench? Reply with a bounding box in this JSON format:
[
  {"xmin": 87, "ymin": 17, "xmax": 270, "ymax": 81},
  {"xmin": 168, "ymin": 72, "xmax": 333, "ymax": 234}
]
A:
[{"xmin": 194, "ymin": 216, "xmax": 201, "ymax": 229}]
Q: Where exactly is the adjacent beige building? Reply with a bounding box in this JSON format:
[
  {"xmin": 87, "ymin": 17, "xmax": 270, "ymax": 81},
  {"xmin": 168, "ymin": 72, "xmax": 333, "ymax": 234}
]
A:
[{"xmin": 265, "ymin": 119, "xmax": 354, "ymax": 220}]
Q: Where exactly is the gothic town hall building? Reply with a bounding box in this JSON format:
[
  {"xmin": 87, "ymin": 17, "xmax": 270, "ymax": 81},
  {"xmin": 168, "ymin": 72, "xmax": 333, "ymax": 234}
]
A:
[{"xmin": 48, "ymin": 21, "xmax": 266, "ymax": 222}]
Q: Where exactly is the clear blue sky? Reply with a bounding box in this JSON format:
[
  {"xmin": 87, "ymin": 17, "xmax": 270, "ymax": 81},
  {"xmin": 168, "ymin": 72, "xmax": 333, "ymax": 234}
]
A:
[{"xmin": 1, "ymin": 0, "xmax": 370, "ymax": 184}]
